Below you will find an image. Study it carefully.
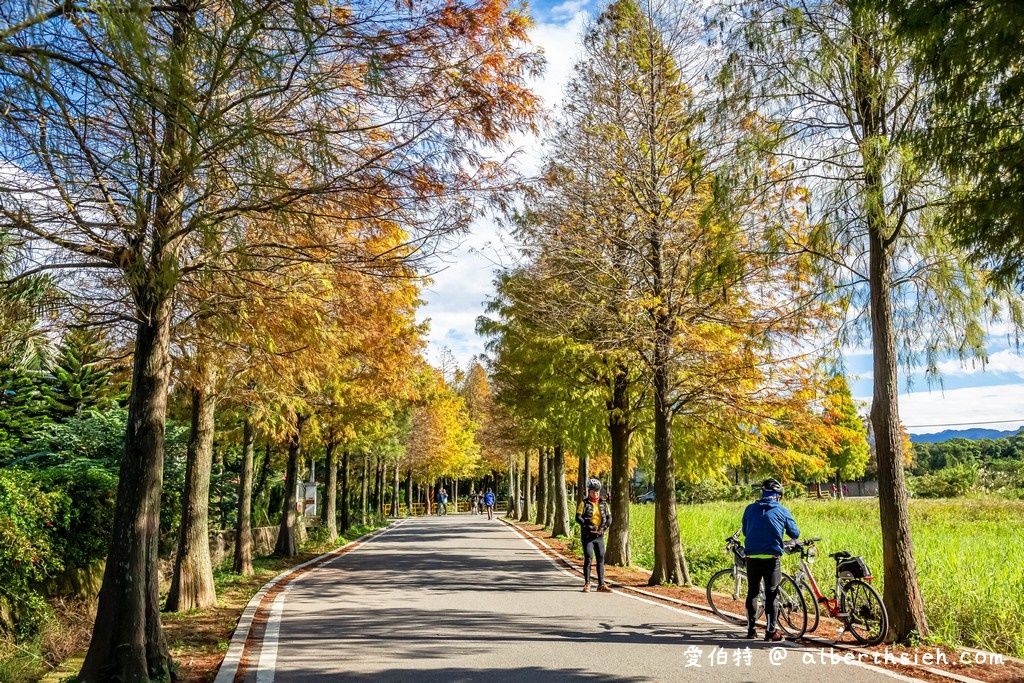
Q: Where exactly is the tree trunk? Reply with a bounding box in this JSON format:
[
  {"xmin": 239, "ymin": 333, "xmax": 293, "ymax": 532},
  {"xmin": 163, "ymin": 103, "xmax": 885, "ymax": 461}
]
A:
[
  {"xmin": 852, "ymin": 20, "xmax": 928, "ymax": 639},
  {"xmin": 508, "ymin": 454, "xmax": 519, "ymax": 518},
  {"xmin": 340, "ymin": 447, "xmax": 351, "ymax": 531},
  {"xmin": 551, "ymin": 444, "xmax": 570, "ymax": 537},
  {"xmin": 274, "ymin": 415, "xmax": 306, "ymax": 558},
  {"xmin": 650, "ymin": 332, "xmax": 688, "ymax": 585},
  {"xmin": 166, "ymin": 365, "xmax": 218, "ymax": 612},
  {"xmin": 78, "ymin": 0, "xmax": 202, "ymax": 672},
  {"xmin": 252, "ymin": 442, "xmax": 272, "ymax": 526},
  {"xmin": 535, "ymin": 446, "xmax": 547, "ymax": 526},
  {"xmin": 216, "ymin": 447, "xmax": 226, "ymax": 531},
  {"xmin": 376, "ymin": 456, "xmax": 385, "ymax": 516},
  {"xmin": 519, "ymin": 450, "xmax": 532, "ymax": 522},
  {"xmin": 79, "ymin": 295, "xmax": 175, "ymax": 682},
  {"xmin": 405, "ymin": 469, "xmax": 413, "ymax": 515},
  {"xmin": 233, "ymin": 417, "xmax": 255, "ymax": 576},
  {"xmin": 576, "ymin": 453, "xmax": 589, "ymax": 504},
  {"xmin": 321, "ymin": 441, "xmax": 338, "ymax": 543},
  {"xmin": 606, "ymin": 364, "xmax": 632, "ymax": 565},
  {"xmin": 545, "ymin": 448, "xmax": 556, "ymax": 526},
  {"xmin": 361, "ymin": 453, "xmax": 369, "ymax": 525},
  {"xmin": 868, "ymin": 184, "xmax": 929, "ymax": 642},
  {"xmin": 392, "ymin": 462, "xmax": 401, "ymax": 517}
]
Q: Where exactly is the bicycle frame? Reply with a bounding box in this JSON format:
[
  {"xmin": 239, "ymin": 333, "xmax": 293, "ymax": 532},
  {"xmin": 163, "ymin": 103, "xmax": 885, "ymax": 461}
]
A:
[{"xmin": 794, "ymin": 546, "xmax": 843, "ymax": 618}]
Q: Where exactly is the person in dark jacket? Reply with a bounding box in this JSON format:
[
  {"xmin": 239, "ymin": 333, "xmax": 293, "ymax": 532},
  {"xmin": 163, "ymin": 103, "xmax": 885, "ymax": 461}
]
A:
[
  {"xmin": 741, "ymin": 478, "xmax": 800, "ymax": 641},
  {"xmin": 575, "ymin": 478, "xmax": 612, "ymax": 593}
]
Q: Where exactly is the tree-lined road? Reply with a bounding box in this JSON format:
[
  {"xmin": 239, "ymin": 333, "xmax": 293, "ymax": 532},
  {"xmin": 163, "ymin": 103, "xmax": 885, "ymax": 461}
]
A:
[{"xmin": 249, "ymin": 516, "xmax": 911, "ymax": 682}]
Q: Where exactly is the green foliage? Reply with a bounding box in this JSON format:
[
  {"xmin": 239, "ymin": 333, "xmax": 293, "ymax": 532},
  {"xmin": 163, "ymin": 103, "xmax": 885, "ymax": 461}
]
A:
[
  {"xmin": 0, "ymin": 470, "xmax": 67, "ymax": 639},
  {"xmin": 14, "ymin": 407, "xmax": 190, "ymax": 556},
  {"xmin": 36, "ymin": 462, "xmax": 118, "ymax": 569},
  {"xmin": 20, "ymin": 408, "xmax": 131, "ymax": 468},
  {"xmin": 911, "ymin": 433, "xmax": 1024, "ymax": 474},
  {"xmin": 0, "ymin": 363, "xmax": 52, "ymax": 463},
  {"xmin": 885, "ymin": 0, "xmax": 1024, "ymax": 285},
  {"xmin": 908, "ymin": 463, "xmax": 979, "ymax": 498},
  {"xmin": 42, "ymin": 327, "xmax": 125, "ymax": 421},
  {"xmin": 821, "ymin": 374, "xmax": 870, "ymax": 481},
  {"xmin": 675, "ymin": 478, "xmax": 747, "ymax": 504}
]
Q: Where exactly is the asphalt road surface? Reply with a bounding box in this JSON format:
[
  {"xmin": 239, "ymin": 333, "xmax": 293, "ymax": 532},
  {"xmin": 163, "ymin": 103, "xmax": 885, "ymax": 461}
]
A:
[{"xmin": 258, "ymin": 514, "xmax": 915, "ymax": 682}]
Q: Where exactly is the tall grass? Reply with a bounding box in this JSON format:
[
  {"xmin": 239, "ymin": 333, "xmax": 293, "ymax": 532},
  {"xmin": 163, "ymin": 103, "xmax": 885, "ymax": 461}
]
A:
[{"xmin": 628, "ymin": 497, "xmax": 1024, "ymax": 657}]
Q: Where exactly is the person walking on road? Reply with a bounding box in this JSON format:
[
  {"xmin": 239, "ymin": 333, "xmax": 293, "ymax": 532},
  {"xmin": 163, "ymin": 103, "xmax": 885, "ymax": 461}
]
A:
[
  {"xmin": 576, "ymin": 478, "xmax": 612, "ymax": 593},
  {"xmin": 483, "ymin": 488, "xmax": 496, "ymax": 520},
  {"xmin": 741, "ymin": 478, "xmax": 800, "ymax": 642},
  {"xmin": 469, "ymin": 490, "xmax": 480, "ymax": 515}
]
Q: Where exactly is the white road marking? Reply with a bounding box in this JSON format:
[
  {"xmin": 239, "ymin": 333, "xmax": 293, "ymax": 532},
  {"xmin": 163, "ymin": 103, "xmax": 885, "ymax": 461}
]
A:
[{"xmin": 255, "ymin": 585, "xmax": 290, "ymax": 683}]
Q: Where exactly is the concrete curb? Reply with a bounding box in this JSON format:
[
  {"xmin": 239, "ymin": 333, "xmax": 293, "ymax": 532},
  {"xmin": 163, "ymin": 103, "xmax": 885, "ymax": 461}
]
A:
[{"xmin": 213, "ymin": 521, "xmax": 402, "ymax": 683}]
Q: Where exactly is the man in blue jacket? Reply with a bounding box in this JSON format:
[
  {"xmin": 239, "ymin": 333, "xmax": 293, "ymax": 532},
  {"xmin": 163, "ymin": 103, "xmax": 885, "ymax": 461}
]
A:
[{"xmin": 741, "ymin": 478, "xmax": 800, "ymax": 642}]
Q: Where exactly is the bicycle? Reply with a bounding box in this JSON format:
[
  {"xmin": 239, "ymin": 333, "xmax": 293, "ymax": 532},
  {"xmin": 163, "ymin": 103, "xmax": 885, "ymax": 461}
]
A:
[
  {"xmin": 785, "ymin": 537, "xmax": 889, "ymax": 646},
  {"xmin": 706, "ymin": 530, "xmax": 808, "ymax": 638}
]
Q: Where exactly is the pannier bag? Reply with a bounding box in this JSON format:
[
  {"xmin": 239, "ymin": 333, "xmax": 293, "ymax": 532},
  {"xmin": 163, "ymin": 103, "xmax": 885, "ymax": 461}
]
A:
[{"xmin": 837, "ymin": 556, "xmax": 872, "ymax": 579}]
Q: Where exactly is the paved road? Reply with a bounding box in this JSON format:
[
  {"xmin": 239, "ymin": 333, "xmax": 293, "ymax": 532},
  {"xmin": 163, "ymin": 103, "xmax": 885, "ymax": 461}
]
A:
[{"xmin": 260, "ymin": 514, "xmax": 913, "ymax": 682}]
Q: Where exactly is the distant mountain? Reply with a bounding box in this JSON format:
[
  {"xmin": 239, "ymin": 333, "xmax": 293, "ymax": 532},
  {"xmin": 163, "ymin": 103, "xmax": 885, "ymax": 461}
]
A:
[{"xmin": 909, "ymin": 426, "xmax": 1024, "ymax": 444}]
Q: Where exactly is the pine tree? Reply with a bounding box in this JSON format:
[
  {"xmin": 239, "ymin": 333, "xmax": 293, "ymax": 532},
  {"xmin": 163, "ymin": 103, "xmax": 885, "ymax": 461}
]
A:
[
  {"xmin": 0, "ymin": 362, "xmax": 51, "ymax": 462},
  {"xmin": 43, "ymin": 326, "xmax": 123, "ymax": 421}
]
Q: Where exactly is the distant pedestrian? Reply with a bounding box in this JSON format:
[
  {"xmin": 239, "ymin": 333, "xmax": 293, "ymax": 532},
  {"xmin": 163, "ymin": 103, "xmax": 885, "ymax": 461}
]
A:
[
  {"xmin": 470, "ymin": 491, "xmax": 480, "ymax": 515},
  {"xmin": 436, "ymin": 488, "xmax": 448, "ymax": 515},
  {"xmin": 830, "ymin": 484, "xmax": 838, "ymax": 499},
  {"xmin": 575, "ymin": 478, "xmax": 612, "ymax": 593},
  {"xmin": 842, "ymin": 483, "xmax": 849, "ymax": 497},
  {"xmin": 484, "ymin": 488, "xmax": 496, "ymax": 520}
]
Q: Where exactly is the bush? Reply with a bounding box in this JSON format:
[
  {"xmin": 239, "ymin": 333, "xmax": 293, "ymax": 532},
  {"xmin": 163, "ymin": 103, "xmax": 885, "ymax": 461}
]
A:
[
  {"xmin": 909, "ymin": 463, "xmax": 979, "ymax": 498},
  {"xmin": 0, "ymin": 470, "xmax": 67, "ymax": 639},
  {"xmin": 37, "ymin": 461, "xmax": 117, "ymax": 569},
  {"xmin": 676, "ymin": 478, "xmax": 747, "ymax": 504}
]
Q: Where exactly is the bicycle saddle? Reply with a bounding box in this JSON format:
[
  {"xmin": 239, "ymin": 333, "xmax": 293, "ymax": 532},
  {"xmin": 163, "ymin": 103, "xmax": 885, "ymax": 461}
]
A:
[{"xmin": 830, "ymin": 550, "xmax": 852, "ymax": 560}]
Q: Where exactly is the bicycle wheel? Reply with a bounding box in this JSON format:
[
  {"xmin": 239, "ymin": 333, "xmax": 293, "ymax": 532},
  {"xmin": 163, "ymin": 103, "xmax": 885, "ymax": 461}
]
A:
[
  {"xmin": 776, "ymin": 574, "xmax": 808, "ymax": 638},
  {"xmin": 796, "ymin": 578, "xmax": 820, "ymax": 633},
  {"xmin": 706, "ymin": 568, "xmax": 755, "ymax": 626},
  {"xmin": 840, "ymin": 579, "xmax": 888, "ymax": 646}
]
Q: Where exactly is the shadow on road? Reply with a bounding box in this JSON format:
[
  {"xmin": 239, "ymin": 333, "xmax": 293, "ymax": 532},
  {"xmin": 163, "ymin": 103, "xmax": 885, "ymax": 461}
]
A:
[{"xmin": 280, "ymin": 664, "xmax": 647, "ymax": 682}]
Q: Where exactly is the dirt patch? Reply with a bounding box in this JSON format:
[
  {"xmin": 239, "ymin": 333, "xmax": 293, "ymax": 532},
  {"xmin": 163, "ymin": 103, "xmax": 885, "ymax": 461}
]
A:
[{"xmin": 505, "ymin": 518, "xmax": 1024, "ymax": 683}]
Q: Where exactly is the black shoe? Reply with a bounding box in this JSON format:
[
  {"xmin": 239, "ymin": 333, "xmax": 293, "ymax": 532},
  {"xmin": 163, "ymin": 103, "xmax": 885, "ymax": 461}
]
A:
[{"xmin": 745, "ymin": 628, "xmax": 757, "ymax": 639}]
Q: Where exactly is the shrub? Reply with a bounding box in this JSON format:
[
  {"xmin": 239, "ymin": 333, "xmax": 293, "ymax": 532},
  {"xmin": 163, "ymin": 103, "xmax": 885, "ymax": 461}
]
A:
[
  {"xmin": 37, "ymin": 461, "xmax": 117, "ymax": 569},
  {"xmin": 909, "ymin": 463, "xmax": 979, "ymax": 498},
  {"xmin": 676, "ymin": 478, "xmax": 747, "ymax": 504},
  {"xmin": 0, "ymin": 470, "xmax": 67, "ymax": 639}
]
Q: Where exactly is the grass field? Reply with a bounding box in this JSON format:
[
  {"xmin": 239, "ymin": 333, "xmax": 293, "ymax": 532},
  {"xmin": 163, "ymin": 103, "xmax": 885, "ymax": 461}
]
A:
[{"xmin": 627, "ymin": 497, "xmax": 1024, "ymax": 657}]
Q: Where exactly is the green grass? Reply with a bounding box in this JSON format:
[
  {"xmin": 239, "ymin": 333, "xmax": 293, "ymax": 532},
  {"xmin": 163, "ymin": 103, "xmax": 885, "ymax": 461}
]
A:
[{"xmin": 628, "ymin": 497, "xmax": 1024, "ymax": 658}]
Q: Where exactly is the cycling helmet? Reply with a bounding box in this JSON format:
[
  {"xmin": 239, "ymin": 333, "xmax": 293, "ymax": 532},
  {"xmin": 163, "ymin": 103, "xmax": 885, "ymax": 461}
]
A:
[
  {"xmin": 586, "ymin": 478, "xmax": 602, "ymax": 491},
  {"xmin": 761, "ymin": 478, "xmax": 784, "ymax": 496}
]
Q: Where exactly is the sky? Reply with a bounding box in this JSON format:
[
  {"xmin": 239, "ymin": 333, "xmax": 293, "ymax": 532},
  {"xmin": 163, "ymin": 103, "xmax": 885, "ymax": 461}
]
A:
[{"xmin": 415, "ymin": 0, "xmax": 1024, "ymax": 435}]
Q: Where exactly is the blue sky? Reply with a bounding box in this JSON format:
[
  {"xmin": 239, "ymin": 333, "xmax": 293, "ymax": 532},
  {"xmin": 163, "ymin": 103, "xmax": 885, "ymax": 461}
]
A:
[{"xmin": 416, "ymin": 0, "xmax": 1024, "ymax": 435}]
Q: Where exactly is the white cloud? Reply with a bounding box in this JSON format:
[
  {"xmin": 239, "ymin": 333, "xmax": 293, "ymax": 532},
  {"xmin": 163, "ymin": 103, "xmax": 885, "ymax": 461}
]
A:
[
  {"xmin": 855, "ymin": 383, "xmax": 1024, "ymax": 434},
  {"xmin": 931, "ymin": 349, "xmax": 1024, "ymax": 379}
]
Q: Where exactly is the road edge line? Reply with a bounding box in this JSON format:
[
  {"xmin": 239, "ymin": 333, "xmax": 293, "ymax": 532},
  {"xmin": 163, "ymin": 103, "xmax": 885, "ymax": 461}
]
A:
[{"xmin": 213, "ymin": 520, "xmax": 404, "ymax": 683}]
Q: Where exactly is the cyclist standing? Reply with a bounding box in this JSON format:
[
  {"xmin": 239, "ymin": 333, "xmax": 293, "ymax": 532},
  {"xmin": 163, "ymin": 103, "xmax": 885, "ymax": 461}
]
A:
[
  {"xmin": 741, "ymin": 478, "xmax": 800, "ymax": 641},
  {"xmin": 575, "ymin": 478, "xmax": 612, "ymax": 593}
]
